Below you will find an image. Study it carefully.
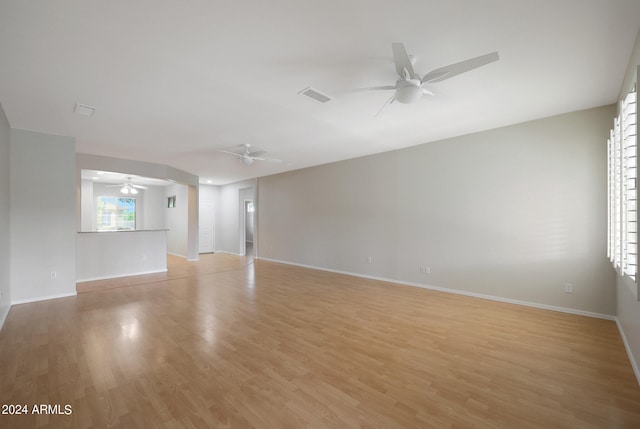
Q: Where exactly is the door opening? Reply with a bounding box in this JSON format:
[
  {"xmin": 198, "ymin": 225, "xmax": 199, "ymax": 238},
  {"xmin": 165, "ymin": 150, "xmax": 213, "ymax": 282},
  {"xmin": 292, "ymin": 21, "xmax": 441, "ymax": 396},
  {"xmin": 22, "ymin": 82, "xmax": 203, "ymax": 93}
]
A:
[{"xmin": 245, "ymin": 200, "xmax": 254, "ymax": 257}]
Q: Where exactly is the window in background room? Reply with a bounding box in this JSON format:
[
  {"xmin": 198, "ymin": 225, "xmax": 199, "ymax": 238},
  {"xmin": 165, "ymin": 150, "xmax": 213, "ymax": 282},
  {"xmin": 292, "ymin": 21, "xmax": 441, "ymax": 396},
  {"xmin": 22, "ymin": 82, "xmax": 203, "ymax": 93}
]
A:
[
  {"xmin": 96, "ymin": 196, "xmax": 136, "ymax": 231},
  {"xmin": 608, "ymin": 89, "xmax": 637, "ymax": 280}
]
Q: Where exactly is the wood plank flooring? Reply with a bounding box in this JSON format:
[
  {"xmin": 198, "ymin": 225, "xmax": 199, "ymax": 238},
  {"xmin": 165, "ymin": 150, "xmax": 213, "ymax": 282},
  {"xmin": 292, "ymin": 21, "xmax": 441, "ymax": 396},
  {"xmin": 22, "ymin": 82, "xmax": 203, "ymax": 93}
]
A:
[{"xmin": 1, "ymin": 254, "xmax": 640, "ymax": 428}]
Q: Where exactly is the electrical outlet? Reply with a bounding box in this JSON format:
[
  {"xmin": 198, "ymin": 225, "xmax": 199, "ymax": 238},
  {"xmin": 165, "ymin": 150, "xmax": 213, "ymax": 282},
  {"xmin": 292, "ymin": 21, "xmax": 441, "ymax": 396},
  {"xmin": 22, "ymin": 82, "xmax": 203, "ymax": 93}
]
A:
[
  {"xmin": 564, "ymin": 283, "xmax": 573, "ymax": 293},
  {"xmin": 51, "ymin": 271, "xmax": 57, "ymax": 279}
]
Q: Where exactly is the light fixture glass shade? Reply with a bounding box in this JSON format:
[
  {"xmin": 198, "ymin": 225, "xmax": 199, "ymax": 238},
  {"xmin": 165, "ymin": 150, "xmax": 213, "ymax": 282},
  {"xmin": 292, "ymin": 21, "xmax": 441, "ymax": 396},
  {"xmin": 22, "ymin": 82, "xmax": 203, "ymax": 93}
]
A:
[
  {"xmin": 395, "ymin": 85, "xmax": 423, "ymax": 104},
  {"xmin": 130, "ymin": 187, "xmax": 138, "ymax": 195},
  {"xmin": 120, "ymin": 186, "xmax": 129, "ymax": 194},
  {"xmin": 241, "ymin": 156, "xmax": 254, "ymax": 165}
]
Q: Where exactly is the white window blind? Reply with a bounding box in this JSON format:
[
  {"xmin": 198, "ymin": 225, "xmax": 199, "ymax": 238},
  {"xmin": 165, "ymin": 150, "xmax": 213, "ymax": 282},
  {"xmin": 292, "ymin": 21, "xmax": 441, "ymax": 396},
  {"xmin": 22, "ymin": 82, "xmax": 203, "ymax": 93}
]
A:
[{"xmin": 608, "ymin": 90, "xmax": 637, "ymax": 280}]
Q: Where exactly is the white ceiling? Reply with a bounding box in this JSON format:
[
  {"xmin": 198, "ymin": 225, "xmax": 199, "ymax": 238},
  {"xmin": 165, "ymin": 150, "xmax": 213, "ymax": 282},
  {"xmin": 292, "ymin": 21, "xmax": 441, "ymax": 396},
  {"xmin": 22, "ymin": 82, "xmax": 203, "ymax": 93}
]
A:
[
  {"xmin": 80, "ymin": 170, "xmax": 173, "ymax": 187},
  {"xmin": 1, "ymin": 1, "xmax": 639, "ymax": 185}
]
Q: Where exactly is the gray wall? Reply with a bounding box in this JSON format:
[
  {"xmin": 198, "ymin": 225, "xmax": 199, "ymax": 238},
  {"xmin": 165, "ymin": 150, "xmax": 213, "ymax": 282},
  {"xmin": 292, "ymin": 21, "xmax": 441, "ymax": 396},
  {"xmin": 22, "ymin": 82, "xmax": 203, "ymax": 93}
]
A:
[
  {"xmin": 166, "ymin": 183, "xmax": 189, "ymax": 257},
  {"xmin": 616, "ymin": 29, "xmax": 640, "ymax": 383},
  {"xmin": 199, "ymin": 184, "xmax": 220, "ymax": 253},
  {"xmin": 80, "ymin": 179, "xmax": 94, "ymax": 231},
  {"xmin": 258, "ymin": 105, "xmax": 616, "ymax": 316},
  {"xmin": 0, "ymin": 103, "xmax": 11, "ymax": 326},
  {"xmin": 142, "ymin": 186, "xmax": 167, "ymax": 230},
  {"xmin": 10, "ymin": 129, "xmax": 77, "ymax": 304}
]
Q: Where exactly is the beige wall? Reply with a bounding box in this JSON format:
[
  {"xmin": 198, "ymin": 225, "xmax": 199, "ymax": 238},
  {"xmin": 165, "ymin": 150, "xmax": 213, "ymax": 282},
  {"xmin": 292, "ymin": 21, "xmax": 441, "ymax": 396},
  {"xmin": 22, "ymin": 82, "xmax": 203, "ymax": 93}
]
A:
[
  {"xmin": 0, "ymin": 103, "xmax": 10, "ymax": 327},
  {"xmin": 258, "ymin": 105, "xmax": 616, "ymax": 316}
]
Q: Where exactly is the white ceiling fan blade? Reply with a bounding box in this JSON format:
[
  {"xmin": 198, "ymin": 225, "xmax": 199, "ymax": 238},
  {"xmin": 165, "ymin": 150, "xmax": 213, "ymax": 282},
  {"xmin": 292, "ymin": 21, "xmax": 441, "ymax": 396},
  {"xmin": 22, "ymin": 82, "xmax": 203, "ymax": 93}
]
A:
[
  {"xmin": 392, "ymin": 42, "xmax": 416, "ymax": 79},
  {"xmin": 421, "ymin": 86, "xmax": 434, "ymax": 96},
  {"xmin": 131, "ymin": 184, "xmax": 147, "ymax": 189},
  {"xmin": 218, "ymin": 149, "xmax": 244, "ymax": 157},
  {"xmin": 422, "ymin": 51, "xmax": 499, "ymax": 83},
  {"xmin": 375, "ymin": 96, "xmax": 395, "ymax": 117},
  {"xmin": 249, "ymin": 150, "xmax": 267, "ymax": 158},
  {"xmin": 253, "ymin": 156, "xmax": 283, "ymax": 163}
]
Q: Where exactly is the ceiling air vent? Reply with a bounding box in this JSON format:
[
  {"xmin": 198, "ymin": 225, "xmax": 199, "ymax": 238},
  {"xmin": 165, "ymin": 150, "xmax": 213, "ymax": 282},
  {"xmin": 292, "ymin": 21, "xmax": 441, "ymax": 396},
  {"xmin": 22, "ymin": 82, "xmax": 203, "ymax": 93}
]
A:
[
  {"xmin": 74, "ymin": 103, "xmax": 96, "ymax": 116},
  {"xmin": 298, "ymin": 87, "xmax": 332, "ymax": 104}
]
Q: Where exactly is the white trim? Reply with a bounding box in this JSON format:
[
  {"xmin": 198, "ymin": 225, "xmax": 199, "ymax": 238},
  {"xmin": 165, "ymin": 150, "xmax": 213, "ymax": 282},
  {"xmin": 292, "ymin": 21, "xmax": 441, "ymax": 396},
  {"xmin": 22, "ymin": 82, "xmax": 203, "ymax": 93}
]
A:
[
  {"xmin": 187, "ymin": 258, "xmax": 199, "ymax": 262},
  {"xmin": 76, "ymin": 269, "xmax": 168, "ymax": 283},
  {"xmin": 0, "ymin": 305, "xmax": 10, "ymax": 332},
  {"xmin": 214, "ymin": 250, "xmax": 242, "ymax": 256},
  {"xmin": 168, "ymin": 252, "xmax": 187, "ymax": 258},
  {"xmin": 257, "ymin": 257, "xmax": 616, "ymax": 321},
  {"xmin": 616, "ymin": 318, "xmax": 640, "ymax": 387},
  {"xmin": 11, "ymin": 292, "xmax": 77, "ymax": 306}
]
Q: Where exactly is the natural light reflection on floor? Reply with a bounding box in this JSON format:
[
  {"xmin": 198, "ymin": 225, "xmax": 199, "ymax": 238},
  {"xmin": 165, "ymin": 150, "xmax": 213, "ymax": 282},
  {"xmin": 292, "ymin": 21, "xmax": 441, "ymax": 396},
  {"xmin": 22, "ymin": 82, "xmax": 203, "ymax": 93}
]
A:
[{"xmin": 120, "ymin": 318, "xmax": 140, "ymax": 341}]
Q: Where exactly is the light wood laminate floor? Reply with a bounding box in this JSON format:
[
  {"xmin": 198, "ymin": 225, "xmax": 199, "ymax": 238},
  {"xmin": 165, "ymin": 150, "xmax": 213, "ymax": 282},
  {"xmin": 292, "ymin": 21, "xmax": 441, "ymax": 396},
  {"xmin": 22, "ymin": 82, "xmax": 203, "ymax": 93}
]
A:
[{"xmin": 1, "ymin": 254, "xmax": 640, "ymax": 428}]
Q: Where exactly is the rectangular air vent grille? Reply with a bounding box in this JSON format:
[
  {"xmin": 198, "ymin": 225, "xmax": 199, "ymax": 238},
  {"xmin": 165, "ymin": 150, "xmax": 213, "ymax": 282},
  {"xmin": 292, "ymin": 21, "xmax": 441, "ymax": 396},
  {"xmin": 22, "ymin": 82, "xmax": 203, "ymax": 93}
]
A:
[
  {"xmin": 74, "ymin": 103, "xmax": 96, "ymax": 116},
  {"xmin": 298, "ymin": 87, "xmax": 332, "ymax": 104}
]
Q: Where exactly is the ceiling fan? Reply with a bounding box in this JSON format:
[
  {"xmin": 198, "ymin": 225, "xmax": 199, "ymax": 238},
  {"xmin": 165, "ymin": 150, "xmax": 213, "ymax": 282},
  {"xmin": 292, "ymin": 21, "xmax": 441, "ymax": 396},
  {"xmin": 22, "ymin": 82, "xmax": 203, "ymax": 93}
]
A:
[
  {"xmin": 363, "ymin": 43, "xmax": 499, "ymax": 115},
  {"xmin": 218, "ymin": 144, "xmax": 282, "ymax": 166},
  {"xmin": 104, "ymin": 177, "xmax": 147, "ymax": 195}
]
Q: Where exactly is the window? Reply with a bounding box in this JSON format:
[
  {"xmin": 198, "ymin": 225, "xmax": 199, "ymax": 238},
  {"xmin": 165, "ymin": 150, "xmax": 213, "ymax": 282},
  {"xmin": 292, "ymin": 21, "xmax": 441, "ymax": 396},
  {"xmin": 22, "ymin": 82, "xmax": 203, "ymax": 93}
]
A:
[
  {"xmin": 96, "ymin": 196, "xmax": 136, "ymax": 231},
  {"xmin": 608, "ymin": 90, "xmax": 637, "ymax": 280}
]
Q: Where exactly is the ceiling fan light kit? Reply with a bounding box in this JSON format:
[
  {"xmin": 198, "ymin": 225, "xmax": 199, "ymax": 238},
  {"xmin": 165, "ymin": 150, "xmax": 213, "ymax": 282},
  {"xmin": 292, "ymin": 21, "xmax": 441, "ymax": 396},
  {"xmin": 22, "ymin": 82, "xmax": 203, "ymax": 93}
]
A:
[
  {"xmin": 395, "ymin": 84, "xmax": 424, "ymax": 104},
  {"xmin": 120, "ymin": 184, "xmax": 138, "ymax": 195},
  {"xmin": 241, "ymin": 156, "xmax": 254, "ymax": 165}
]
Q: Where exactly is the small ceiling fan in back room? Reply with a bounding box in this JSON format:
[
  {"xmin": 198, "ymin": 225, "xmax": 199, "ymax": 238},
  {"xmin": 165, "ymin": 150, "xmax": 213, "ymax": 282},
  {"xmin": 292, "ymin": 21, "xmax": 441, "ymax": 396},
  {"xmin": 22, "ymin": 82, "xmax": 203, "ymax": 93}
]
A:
[
  {"xmin": 104, "ymin": 177, "xmax": 147, "ymax": 195},
  {"xmin": 360, "ymin": 42, "xmax": 499, "ymax": 115},
  {"xmin": 217, "ymin": 144, "xmax": 283, "ymax": 166}
]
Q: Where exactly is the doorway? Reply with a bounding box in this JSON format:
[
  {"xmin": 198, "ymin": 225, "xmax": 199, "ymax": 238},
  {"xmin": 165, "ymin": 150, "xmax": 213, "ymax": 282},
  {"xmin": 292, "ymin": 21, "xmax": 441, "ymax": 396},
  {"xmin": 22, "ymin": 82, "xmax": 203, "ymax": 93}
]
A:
[
  {"xmin": 244, "ymin": 200, "xmax": 254, "ymax": 257},
  {"xmin": 239, "ymin": 187, "xmax": 256, "ymax": 257}
]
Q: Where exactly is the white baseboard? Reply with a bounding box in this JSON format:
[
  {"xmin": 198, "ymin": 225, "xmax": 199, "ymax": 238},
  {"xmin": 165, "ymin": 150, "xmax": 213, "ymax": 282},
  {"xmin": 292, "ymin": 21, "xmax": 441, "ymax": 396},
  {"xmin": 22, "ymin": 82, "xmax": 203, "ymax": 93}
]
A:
[
  {"xmin": 616, "ymin": 318, "xmax": 640, "ymax": 387},
  {"xmin": 169, "ymin": 253, "xmax": 199, "ymax": 262},
  {"xmin": 257, "ymin": 257, "xmax": 615, "ymax": 321},
  {"xmin": 11, "ymin": 291, "xmax": 77, "ymax": 306},
  {"xmin": 168, "ymin": 252, "xmax": 187, "ymax": 258},
  {"xmin": 76, "ymin": 269, "xmax": 168, "ymax": 283},
  {"xmin": 214, "ymin": 250, "xmax": 242, "ymax": 256}
]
